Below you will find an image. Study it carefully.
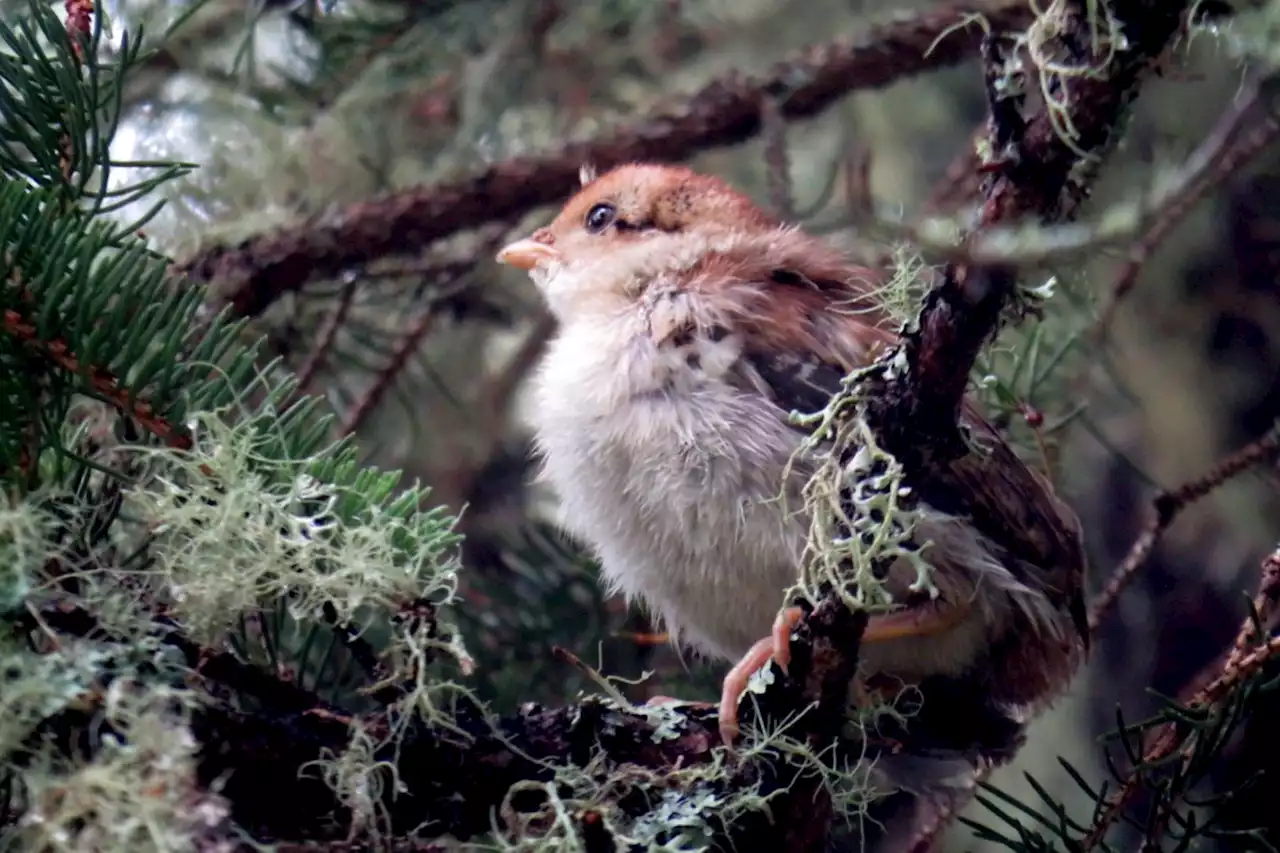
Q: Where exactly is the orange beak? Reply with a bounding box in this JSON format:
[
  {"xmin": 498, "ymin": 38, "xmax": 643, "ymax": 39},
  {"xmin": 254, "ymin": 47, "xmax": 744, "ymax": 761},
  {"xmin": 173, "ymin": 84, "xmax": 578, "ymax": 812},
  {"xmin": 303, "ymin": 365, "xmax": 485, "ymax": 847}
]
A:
[{"xmin": 496, "ymin": 238, "xmax": 559, "ymax": 271}]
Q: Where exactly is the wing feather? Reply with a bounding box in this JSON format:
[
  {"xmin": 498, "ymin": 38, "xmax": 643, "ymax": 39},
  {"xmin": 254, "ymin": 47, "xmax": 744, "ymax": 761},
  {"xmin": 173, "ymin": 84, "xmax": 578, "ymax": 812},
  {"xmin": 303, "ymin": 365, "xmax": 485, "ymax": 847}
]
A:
[{"xmin": 727, "ymin": 264, "xmax": 1090, "ymax": 648}]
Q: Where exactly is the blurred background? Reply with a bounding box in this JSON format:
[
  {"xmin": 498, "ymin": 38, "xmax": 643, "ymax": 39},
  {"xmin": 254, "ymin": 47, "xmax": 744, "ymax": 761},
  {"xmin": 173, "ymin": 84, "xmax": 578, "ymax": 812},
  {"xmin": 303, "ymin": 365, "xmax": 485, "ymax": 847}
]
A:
[{"xmin": 19, "ymin": 0, "xmax": 1280, "ymax": 847}]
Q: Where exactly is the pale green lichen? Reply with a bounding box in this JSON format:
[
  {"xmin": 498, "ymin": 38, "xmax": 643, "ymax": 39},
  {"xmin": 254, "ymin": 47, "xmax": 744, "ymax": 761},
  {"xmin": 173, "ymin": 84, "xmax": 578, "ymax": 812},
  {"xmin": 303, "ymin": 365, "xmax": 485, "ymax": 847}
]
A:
[
  {"xmin": 784, "ymin": 367, "xmax": 938, "ymax": 615},
  {"xmin": 8, "ymin": 678, "xmax": 239, "ymax": 853},
  {"xmin": 117, "ymin": 409, "xmax": 473, "ymax": 722},
  {"xmin": 300, "ymin": 718, "xmax": 399, "ymax": 845},
  {"xmin": 1023, "ymin": 0, "xmax": 1125, "ymax": 160},
  {"xmin": 483, "ymin": 716, "xmax": 776, "ymax": 853},
  {"xmin": 121, "ymin": 411, "xmax": 464, "ymax": 651},
  {"xmin": 0, "ymin": 395, "xmax": 478, "ymax": 849},
  {"xmin": 0, "ymin": 642, "xmax": 115, "ymax": 768},
  {"xmin": 0, "ymin": 494, "xmax": 55, "ymax": 616}
]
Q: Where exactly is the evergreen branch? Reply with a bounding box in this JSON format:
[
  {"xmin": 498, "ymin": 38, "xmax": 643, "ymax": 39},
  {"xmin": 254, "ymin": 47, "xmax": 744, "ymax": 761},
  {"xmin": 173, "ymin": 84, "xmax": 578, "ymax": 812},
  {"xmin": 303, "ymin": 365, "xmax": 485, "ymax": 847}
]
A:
[
  {"xmin": 176, "ymin": 0, "xmax": 1036, "ymax": 317},
  {"xmin": 63, "ymin": 0, "xmax": 93, "ymax": 58},
  {"xmin": 2, "ymin": 301, "xmax": 194, "ymax": 453},
  {"xmin": 964, "ymin": 548, "xmax": 1280, "ymax": 853},
  {"xmin": 0, "ymin": 0, "xmax": 1250, "ymax": 850},
  {"xmin": 0, "ymin": 179, "xmax": 269, "ymax": 490},
  {"xmin": 862, "ymin": 2, "xmax": 1192, "ymax": 848},
  {"xmin": 0, "ymin": 3, "xmax": 194, "ymax": 221},
  {"xmin": 1088, "ymin": 419, "xmax": 1280, "ymax": 634},
  {"xmin": 31, "ymin": 591, "xmax": 867, "ymax": 849},
  {"xmin": 1079, "ymin": 547, "xmax": 1280, "ymax": 853},
  {"xmin": 1226, "ymin": 551, "xmax": 1280, "ymax": 670}
]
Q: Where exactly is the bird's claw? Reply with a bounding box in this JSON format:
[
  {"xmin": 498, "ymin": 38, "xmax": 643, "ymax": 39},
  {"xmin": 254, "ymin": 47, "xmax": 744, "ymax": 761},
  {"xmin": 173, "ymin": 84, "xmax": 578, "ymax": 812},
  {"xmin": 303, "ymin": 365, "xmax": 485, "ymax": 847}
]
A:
[{"xmin": 718, "ymin": 606, "xmax": 806, "ymax": 746}]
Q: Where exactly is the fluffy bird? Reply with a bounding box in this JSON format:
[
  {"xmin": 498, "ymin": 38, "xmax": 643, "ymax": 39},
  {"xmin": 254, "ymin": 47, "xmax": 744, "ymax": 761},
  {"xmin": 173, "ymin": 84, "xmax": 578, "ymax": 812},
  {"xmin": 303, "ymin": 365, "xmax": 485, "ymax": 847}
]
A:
[{"xmin": 496, "ymin": 162, "xmax": 1088, "ymax": 748}]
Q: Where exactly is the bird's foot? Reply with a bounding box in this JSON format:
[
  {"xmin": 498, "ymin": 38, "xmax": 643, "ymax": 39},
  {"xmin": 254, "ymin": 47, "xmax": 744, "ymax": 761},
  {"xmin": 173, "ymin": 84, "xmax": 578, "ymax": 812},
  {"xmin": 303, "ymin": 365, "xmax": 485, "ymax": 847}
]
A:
[
  {"xmin": 715, "ymin": 600, "xmax": 969, "ymax": 745},
  {"xmin": 718, "ymin": 606, "xmax": 806, "ymax": 746},
  {"xmin": 862, "ymin": 599, "xmax": 971, "ymax": 643}
]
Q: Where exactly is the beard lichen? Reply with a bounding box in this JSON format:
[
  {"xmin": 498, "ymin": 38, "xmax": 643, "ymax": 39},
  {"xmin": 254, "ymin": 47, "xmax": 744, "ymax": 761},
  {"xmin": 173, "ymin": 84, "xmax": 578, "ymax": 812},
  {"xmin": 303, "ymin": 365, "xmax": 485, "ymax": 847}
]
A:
[
  {"xmin": 300, "ymin": 717, "xmax": 400, "ymax": 845},
  {"xmin": 787, "ymin": 400, "xmax": 938, "ymax": 615},
  {"xmin": 7, "ymin": 672, "xmax": 237, "ymax": 853},
  {"xmin": 782, "ymin": 250, "xmax": 941, "ymax": 616},
  {"xmin": 120, "ymin": 410, "xmax": 474, "ymax": 721},
  {"xmin": 482, "ymin": 697, "xmax": 887, "ymax": 853},
  {"xmin": 2, "ymin": 397, "xmax": 477, "ymax": 849},
  {"xmin": 0, "ymin": 496, "xmax": 49, "ymax": 618}
]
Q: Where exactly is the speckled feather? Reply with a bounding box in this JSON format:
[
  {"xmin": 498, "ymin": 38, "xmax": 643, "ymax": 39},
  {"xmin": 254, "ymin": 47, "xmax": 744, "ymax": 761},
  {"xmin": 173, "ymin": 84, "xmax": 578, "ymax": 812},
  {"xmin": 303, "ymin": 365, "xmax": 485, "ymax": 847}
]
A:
[{"xmin": 516, "ymin": 163, "xmax": 1088, "ymax": 714}]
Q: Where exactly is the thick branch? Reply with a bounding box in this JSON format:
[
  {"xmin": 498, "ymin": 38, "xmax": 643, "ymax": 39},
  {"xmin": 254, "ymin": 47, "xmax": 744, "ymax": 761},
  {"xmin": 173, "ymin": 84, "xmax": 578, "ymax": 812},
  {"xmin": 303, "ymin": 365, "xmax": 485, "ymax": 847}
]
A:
[
  {"xmin": 36, "ymin": 599, "xmax": 868, "ymax": 849},
  {"xmin": 872, "ymin": 0, "xmax": 1190, "ymax": 462},
  {"xmin": 178, "ymin": 0, "xmax": 1033, "ymax": 318}
]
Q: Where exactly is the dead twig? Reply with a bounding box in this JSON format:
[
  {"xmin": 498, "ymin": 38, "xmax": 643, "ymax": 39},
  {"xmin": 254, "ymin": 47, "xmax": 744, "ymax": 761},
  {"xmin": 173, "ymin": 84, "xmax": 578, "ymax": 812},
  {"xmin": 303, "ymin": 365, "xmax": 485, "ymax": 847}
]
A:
[
  {"xmin": 293, "ymin": 274, "xmax": 358, "ymax": 397},
  {"xmin": 338, "ymin": 281, "xmax": 471, "ymax": 438},
  {"xmin": 1088, "ymin": 420, "xmax": 1280, "ymax": 634},
  {"xmin": 761, "ymin": 94, "xmax": 794, "ymax": 219},
  {"xmin": 1095, "ymin": 77, "xmax": 1280, "ymax": 341}
]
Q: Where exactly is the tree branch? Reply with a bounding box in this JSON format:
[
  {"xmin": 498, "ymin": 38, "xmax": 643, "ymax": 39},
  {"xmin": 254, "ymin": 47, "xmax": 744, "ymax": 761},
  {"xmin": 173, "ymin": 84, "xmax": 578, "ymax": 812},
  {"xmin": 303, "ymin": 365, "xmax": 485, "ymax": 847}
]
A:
[
  {"xmin": 177, "ymin": 0, "xmax": 1034, "ymax": 318},
  {"xmin": 871, "ymin": 0, "xmax": 1189, "ymax": 464},
  {"xmin": 87, "ymin": 2, "xmax": 1193, "ymax": 850}
]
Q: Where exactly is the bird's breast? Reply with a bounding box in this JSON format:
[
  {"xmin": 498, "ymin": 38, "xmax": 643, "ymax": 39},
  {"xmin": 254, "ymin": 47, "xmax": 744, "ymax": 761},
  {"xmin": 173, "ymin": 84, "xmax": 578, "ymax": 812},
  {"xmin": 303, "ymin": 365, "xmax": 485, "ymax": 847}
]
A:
[{"xmin": 527, "ymin": 325, "xmax": 811, "ymax": 659}]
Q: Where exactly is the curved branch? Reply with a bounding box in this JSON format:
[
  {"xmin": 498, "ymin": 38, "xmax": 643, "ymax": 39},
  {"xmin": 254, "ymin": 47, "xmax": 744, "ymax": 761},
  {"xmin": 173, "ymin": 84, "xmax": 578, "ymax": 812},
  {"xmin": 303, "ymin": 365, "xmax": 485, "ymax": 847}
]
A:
[{"xmin": 178, "ymin": 0, "xmax": 1034, "ymax": 318}]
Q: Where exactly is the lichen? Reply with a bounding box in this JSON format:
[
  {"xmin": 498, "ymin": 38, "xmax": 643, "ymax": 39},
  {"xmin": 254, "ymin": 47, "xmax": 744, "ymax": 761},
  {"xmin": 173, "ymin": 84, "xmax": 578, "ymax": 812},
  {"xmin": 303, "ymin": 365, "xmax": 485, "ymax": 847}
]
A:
[
  {"xmin": 118, "ymin": 409, "xmax": 473, "ymax": 727},
  {"xmin": 300, "ymin": 718, "xmax": 399, "ymax": 845},
  {"xmin": 1023, "ymin": 0, "xmax": 1125, "ymax": 159},
  {"xmin": 485, "ymin": 746, "xmax": 765, "ymax": 853},
  {"xmin": 479, "ymin": 702, "xmax": 893, "ymax": 853},
  {"xmin": 8, "ymin": 677, "xmax": 239, "ymax": 853},
  {"xmin": 782, "ymin": 269, "xmax": 940, "ymax": 616},
  {"xmin": 0, "ymin": 495, "xmax": 48, "ymax": 617}
]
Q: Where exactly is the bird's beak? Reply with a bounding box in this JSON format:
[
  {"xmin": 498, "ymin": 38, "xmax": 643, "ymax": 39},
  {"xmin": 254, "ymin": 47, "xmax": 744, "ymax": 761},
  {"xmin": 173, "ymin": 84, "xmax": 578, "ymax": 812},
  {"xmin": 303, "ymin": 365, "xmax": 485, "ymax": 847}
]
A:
[{"xmin": 496, "ymin": 238, "xmax": 559, "ymax": 271}]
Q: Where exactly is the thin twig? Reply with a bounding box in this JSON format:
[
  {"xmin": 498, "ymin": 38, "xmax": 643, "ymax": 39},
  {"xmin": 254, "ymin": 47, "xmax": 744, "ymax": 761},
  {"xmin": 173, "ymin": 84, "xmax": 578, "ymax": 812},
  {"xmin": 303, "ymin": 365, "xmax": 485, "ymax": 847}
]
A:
[
  {"xmin": 293, "ymin": 274, "xmax": 358, "ymax": 396},
  {"xmin": 761, "ymin": 94, "xmax": 794, "ymax": 219},
  {"xmin": 1080, "ymin": 547, "xmax": 1280, "ymax": 853},
  {"xmin": 928, "ymin": 548, "xmax": 1280, "ymax": 853},
  {"xmin": 339, "ymin": 299, "xmax": 447, "ymax": 438},
  {"xmin": 1225, "ymin": 550, "xmax": 1280, "ymax": 671},
  {"xmin": 1088, "ymin": 421, "xmax": 1280, "ymax": 634},
  {"xmin": 1094, "ymin": 77, "xmax": 1280, "ymax": 340}
]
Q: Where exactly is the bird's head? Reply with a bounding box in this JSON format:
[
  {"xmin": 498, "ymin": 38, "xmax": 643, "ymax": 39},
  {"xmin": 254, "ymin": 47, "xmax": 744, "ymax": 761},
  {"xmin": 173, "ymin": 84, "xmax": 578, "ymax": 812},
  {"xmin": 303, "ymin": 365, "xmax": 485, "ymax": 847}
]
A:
[{"xmin": 496, "ymin": 163, "xmax": 779, "ymax": 321}]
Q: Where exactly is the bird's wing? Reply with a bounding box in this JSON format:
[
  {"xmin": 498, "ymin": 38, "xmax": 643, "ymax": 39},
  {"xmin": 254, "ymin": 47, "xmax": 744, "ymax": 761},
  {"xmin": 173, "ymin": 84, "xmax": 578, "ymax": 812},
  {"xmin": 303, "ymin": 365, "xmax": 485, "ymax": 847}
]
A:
[{"xmin": 729, "ymin": 265, "xmax": 1090, "ymax": 647}]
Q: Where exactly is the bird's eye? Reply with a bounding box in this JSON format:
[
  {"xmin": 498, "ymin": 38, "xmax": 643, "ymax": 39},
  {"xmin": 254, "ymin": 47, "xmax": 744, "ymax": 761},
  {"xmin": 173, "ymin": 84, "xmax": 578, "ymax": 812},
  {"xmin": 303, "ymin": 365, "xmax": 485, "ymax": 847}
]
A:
[{"xmin": 584, "ymin": 203, "xmax": 617, "ymax": 234}]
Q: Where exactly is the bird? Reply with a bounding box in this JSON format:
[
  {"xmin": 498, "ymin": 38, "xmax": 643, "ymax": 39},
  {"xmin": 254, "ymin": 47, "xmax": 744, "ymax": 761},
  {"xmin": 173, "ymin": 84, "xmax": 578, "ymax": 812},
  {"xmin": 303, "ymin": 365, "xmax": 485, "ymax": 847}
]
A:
[{"xmin": 495, "ymin": 161, "xmax": 1089, "ymax": 754}]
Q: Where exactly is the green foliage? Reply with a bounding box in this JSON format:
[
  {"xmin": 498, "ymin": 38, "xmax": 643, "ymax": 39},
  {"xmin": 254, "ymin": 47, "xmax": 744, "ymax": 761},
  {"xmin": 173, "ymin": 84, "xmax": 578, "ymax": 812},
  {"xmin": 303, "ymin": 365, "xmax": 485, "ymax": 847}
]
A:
[
  {"xmin": 0, "ymin": 2, "xmax": 470, "ymax": 849},
  {"xmin": 973, "ymin": 270, "xmax": 1093, "ymax": 477},
  {"xmin": 962, "ymin": 644, "xmax": 1280, "ymax": 853},
  {"xmin": 0, "ymin": 0, "xmax": 1269, "ymax": 850}
]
